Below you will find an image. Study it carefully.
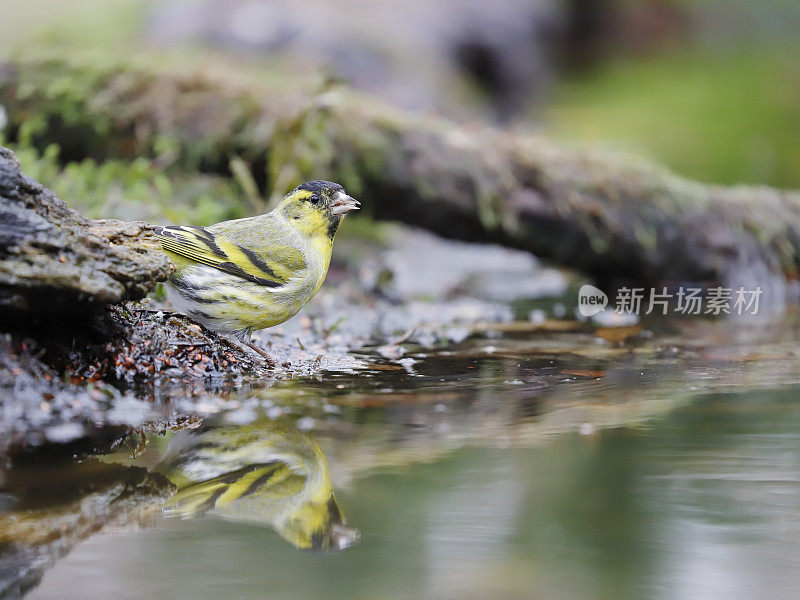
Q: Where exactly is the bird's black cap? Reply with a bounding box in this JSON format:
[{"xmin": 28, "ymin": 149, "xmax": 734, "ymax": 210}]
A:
[{"xmin": 295, "ymin": 180, "xmax": 344, "ymax": 195}]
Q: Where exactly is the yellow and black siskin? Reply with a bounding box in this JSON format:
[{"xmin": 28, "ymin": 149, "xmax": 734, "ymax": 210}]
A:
[
  {"xmin": 154, "ymin": 181, "xmax": 359, "ymax": 345},
  {"xmin": 157, "ymin": 422, "xmax": 359, "ymax": 552}
]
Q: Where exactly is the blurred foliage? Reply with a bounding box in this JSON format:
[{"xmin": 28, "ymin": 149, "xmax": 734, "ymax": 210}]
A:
[
  {"xmin": 5, "ymin": 136, "xmax": 248, "ymax": 225},
  {"xmin": 546, "ymin": 44, "xmax": 800, "ymax": 189},
  {"xmin": 1, "ymin": 0, "xmax": 798, "ymax": 223},
  {"xmin": 0, "ymin": 0, "xmax": 146, "ymax": 52}
]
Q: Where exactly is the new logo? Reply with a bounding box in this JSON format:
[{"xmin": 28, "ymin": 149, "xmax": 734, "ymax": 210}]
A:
[{"xmin": 577, "ymin": 284, "xmax": 608, "ymax": 317}]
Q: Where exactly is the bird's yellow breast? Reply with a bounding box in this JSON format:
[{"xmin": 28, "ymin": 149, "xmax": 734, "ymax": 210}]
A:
[{"xmin": 239, "ymin": 232, "xmax": 333, "ymax": 330}]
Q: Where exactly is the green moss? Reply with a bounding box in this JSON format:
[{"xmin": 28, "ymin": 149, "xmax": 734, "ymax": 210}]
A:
[{"xmin": 4, "ymin": 138, "xmax": 249, "ymax": 225}]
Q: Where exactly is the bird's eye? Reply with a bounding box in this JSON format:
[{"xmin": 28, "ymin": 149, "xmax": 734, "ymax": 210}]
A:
[{"xmin": 308, "ymin": 194, "xmax": 320, "ymax": 205}]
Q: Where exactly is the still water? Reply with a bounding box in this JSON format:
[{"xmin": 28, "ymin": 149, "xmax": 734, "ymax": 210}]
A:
[{"xmin": 5, "ymin": 320, "xmax": 800, "ymax": 600}]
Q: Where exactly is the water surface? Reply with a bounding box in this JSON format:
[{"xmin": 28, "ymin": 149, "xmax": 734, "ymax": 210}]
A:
[{"xmin": 4, "ymin": 317, "xmax": 800, "ymax": 600}]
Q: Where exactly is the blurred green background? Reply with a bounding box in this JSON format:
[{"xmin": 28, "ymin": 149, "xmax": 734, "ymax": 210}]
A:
[{"xmin": 1, "ymin": 0, "xmax": 798, "ymax": 192}]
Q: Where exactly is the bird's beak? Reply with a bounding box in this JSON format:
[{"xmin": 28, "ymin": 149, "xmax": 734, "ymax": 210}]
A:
[
  {"xmin": 330, "ymin": 523, "xmax": 361, "ymax": 550},
  {"xmin": 330, "ymin": 191, "xmax": 360, "ymax": 215}
]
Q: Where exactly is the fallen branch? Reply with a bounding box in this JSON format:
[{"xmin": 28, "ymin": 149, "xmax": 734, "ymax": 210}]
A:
[
  {"xmin": 2, "ymin": 56, "xmax": 800, "ymax": 299},
  {"xmin": 0, "ymin": 145, "xmax": 173, "ymax": 318}
]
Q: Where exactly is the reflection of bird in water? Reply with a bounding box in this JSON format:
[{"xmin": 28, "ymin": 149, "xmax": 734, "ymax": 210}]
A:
[{"xmin": 156, "ymin": 423, "xmax": 359, "ymax": 552}]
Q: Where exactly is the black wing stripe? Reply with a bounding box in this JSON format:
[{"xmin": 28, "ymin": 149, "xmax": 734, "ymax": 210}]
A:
[
  {"xmin": 190, "ymin": 230, "xmax": 227, "ymax": 258},
  {"xmin": 217, "ymin": 261, "xmax": 282, "ymax": 288},
  {"xmin": 154, "ymin": 226, "xmax": 224, "ymax": 258},
  {"xmin": 237, "ymin": 245, "xmax": 281, "ymax": 280},
  {"xmin": 218, "ymin": 464, "xmax": 266, "ymax": 484},
  {"xmin": 155, "ymin": 226, "xmax": 283, "ymax": 288},
  {"xmin": 195, "ymin": 486, "xmax": 228, "ymax": 514},
  {"xmin": 240, "ymin": 467, "xmax": 279, "ymax": 498},
  {"xmin": 187, "ymin": 225, "xmax": 215, "ymax": 240},
  {"xmin": 154, "ymin": 226, "xmax": 175, "ymax": 238}
]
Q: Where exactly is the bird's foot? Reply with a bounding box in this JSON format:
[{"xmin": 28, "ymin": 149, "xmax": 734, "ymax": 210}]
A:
[
  {"xmin": 244, "ymin": 339, "xmax": 277, "ymax": 367},
  {"xmin": 222, "ymin": 334, "xmax": 276, "ymax": 367}
]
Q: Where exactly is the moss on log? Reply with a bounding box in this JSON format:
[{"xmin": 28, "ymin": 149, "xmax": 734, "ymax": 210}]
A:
[{"xmin": 2, "ymin": 56, "xmax": 800, "ymax": 295}]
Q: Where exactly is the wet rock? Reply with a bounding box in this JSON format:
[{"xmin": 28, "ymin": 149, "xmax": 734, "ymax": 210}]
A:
[
  {"xmin": 0, "ymin": 145, "xmax": 173, "ymax": 320},
  {"xmin": 373, "ymin": 227, "xmax": 569, "ymax": 302}
]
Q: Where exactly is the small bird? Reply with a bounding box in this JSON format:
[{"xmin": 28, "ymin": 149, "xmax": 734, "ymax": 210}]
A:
[
  {"xmin": 155, "ymin": 181, "xmax": 359, "ymax": 358},
  {"xmin": 157, "ymin": 422, "xmax": 360, "ymax": 552}
]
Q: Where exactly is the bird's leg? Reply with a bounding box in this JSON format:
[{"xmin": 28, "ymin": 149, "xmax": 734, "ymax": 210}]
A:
[
  {"xmin": 230, "ymin": 329, "xmax": 276, "ymax": 367},
  {"xmin": 244, "ymin": 341, "xmax": 277, "ymax": 366}
]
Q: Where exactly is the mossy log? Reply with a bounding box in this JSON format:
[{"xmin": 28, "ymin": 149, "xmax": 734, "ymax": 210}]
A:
[
  {"xmin": 0, "ymin": 145, "xmax": 173, "ymax": 319},
  {"xmin": 2, "ymin": 56, "xmax": 800, "ymax": 298}
]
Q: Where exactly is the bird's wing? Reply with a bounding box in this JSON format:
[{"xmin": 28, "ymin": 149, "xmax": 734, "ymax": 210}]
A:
[
  {"xmin": 155, "ymin": 225, "xmax": 306, "ymax": 288},
  {"xmin": 162, "ymin": 462, "xmax": 297, "ymax": 519}
]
